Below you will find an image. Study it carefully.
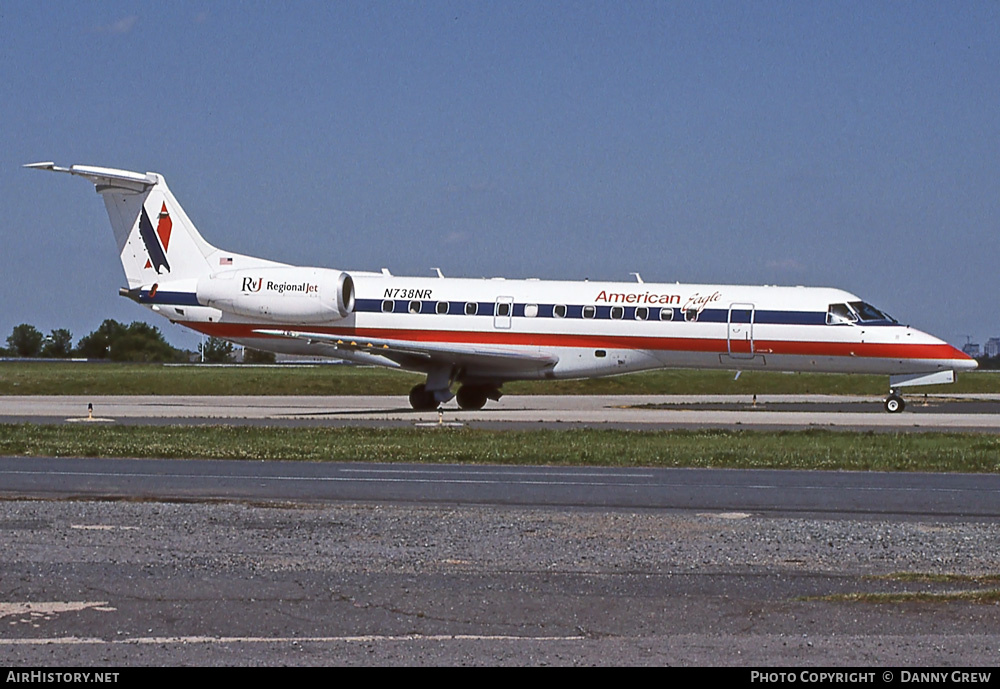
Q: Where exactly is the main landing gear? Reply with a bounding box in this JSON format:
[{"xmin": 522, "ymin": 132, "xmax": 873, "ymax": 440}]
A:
[
  {"xmin": 407, "ymin": 383, "xmax": 502, "ymax": 411},
  {"xmin": 408, "ymin": 384, "xmax": 439, "ymax": 411},
  {"xmin": 884, "ymin": 389, "xmax": 906, "ymax": 414},
  {"xmin": 455, "ymin": 384, "xmax": 502, "ymax": 410}
]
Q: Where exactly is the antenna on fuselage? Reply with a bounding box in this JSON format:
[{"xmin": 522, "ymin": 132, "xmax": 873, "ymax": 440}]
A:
[
  {"xmin": 630, "ymin": 272, "xmax": 644, "ymax": 283},
  {"xmin": 432, "ymin": 267, "xmax": 444, "ymax": 278}
]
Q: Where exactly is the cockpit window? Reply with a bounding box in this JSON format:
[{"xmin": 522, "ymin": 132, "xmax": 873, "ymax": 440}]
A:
[
  {"xmin": 826, "ymin": 303, "xmax": 857, "ymax": 325},
  {"xmin": 827, "ymin": 301, "xmax": 897, "ymax": 324},
  {"xmin": 848, "ymin": 301, "xmax": 896, "ymax": 323}
]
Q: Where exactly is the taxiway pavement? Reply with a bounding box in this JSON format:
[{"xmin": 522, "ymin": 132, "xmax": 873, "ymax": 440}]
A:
[{"xmin": 1, "ymin": 394, "xmax": 999, "ymax": 432}]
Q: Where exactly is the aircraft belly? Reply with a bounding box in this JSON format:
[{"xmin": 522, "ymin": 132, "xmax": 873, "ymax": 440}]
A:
[
  {"xmin": 549, "ymin": 348, "xmax": 662, "ymax": 379},
  {"xmin": 742, "ymin": 353, "xmax": 956, "ymax": 375}
]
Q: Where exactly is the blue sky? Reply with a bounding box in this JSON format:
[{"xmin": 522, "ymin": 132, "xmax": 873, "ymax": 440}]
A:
[{"xmin": 2, "ymin": 1, "xmax": 998, "ymax": 351}]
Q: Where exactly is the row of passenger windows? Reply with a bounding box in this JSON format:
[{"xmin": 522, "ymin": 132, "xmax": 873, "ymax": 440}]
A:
[{"xmin": 380, "ymin": 299, "xmax": 697, "ymax": 321}]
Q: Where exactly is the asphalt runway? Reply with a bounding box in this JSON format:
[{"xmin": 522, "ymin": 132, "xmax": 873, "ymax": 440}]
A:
[
  {"xmin": 2, "ymin": 459, "xmax": 1000, "ymax": 666},
  {"xmin": 2, "ymin": 393, "xmax": 1000, "ymax": 431},
  {"xmin": 5, "ymin": 456, "xmax": 1000, "ymax": 518}
]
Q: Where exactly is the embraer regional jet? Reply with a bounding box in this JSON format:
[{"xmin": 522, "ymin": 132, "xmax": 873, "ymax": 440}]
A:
[{"xmin": 28, "ymin": 162, "xmax": 976, "ymax": 413}]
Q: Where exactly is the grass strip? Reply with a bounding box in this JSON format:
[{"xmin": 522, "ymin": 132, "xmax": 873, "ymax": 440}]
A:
[
  {"xmin": 805, "ymin": 590, "xmax": 1000, "ymax": 604},
  {"xmin": 2, "ymin": 424, "xmax": 999, "ymax": 472},
  {"xmin": 871, "ymin": 572, "xmax": 1000, "ymax": 585}
]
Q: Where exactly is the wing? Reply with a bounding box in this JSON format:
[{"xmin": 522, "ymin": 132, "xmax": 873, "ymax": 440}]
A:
[{"xmin": 254, "ymin": 329, "xmax": 559, "ymax": 376}]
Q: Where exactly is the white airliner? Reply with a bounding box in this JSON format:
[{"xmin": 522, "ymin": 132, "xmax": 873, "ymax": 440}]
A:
[{"xmin": 28, "ymin": 162, "xmax": 976, "ymax": 413}]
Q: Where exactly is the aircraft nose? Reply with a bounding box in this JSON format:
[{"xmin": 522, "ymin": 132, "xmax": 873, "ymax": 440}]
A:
[
  {"xmin": 955, "ymin": 352, "xmax": 979, "ymax": 370},
  {"xmin": 946, "ymin": 343, "xmax": 978, "ymax": 370}
]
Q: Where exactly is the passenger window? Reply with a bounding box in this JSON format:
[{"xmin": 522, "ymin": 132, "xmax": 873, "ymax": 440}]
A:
[
  {"xmin": 496, "ymin": 302, "xmax": 511, "ymax": 317},
  {"xmin": 610, "ymin": 306, "xmax": 624, "ymax": 320},
  {"xmin": 524, "ymin": 304, "xmax": 538, "ymax": 318},
  {"xmin": 659, "ymin": 307, "xmax": 674, "ymax": 321},
  {"xmin": 436, "ymin": 301, "xmax": 449, "ymax": 315},
  {"xmin": 635, "ymin": 307, "xmax": 649, "ymax": 321},
  {"xmin": 684, "ymin": 309, "xmax": 698, "ymax": 322},
  {"xmin": 465, "ymin": 302, "xmax": 478, "ymax": 316},
  {"xmin": 582, "ymin": 305, "xmax": 596, "ymax": 319},
  {"xmin": 381, "ymin": 300, "xmax": 394, "ymax": 313},
  {"xmin": 409, "ymin": 300, "xmax": 421, "ymax": 314},
  {"xmin": 553, "ymin": 304, "xmax": 567, "ymax": 318}
]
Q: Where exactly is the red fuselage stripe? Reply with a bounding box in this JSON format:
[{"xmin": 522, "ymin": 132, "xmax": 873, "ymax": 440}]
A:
[{"xmin": 180, "ymin": 322, "xmax": 970, "ymax": 362}]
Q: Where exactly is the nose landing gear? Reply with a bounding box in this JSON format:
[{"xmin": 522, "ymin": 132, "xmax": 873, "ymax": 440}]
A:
[{"xmin": 884, "ymin": 390, "xmax": 906, "ymax": 413}]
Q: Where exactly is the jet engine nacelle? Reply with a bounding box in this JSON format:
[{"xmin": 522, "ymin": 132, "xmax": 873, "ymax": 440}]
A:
[{"xmin": 196, "ymin": 267, "xmax": 355, "ymax": 323}]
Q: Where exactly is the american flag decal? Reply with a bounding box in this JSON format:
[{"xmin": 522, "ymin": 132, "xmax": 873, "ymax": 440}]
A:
[{"xmin": 220, "ymin": 257, "xmax": 233, "ymax": 265}]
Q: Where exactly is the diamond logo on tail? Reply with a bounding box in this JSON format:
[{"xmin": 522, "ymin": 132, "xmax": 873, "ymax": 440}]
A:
[{"xmin": 139, "ymin": 202, "xmax": 172, "ymax": 273}]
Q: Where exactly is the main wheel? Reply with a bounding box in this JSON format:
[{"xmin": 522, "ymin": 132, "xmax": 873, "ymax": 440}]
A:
[
  {"xmin": 408, "ymin": 384, "xmax": 438, "ymax": 411},
  {"xmin": 884, "ymin": 394, "xmax": 905, "ymax": 413},
  {"xmin": 456, "ymin": 385, "xmax": 489, "ymax": 411}
]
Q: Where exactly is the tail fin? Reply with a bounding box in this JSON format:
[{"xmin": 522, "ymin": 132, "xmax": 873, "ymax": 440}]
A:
[{"xmin": 26, "ymin": 163, "xmax": 222, "ymax": 288}]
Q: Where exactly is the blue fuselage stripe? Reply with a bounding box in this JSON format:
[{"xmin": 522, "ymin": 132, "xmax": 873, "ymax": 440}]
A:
[
  {"xmin": 137, "ymin": 294, "xmax": 895, "ymax": 327},
  {"xmin": 355, "ymin": 299, "xmax": 851, "ymax": 326}
]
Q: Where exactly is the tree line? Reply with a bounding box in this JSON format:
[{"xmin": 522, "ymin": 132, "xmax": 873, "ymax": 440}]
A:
[
  {"xmin": 978, "ymin": 355, "xmax": 1000, "ymax": 370},
  {"xmin": 1, "ymin": 321, "xmax": 275, "ymax": 364}
]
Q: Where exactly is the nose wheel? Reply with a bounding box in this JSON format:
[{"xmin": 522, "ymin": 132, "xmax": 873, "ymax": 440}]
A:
[{"xmin": 884, "ymin": 390, "xmax": 906, "ymax": 413}]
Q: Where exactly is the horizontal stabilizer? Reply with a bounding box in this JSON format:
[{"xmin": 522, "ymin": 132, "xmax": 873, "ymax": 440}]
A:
[{"xmin": 25, "ymin": 162, "xmax": 157, "ymax": 191}]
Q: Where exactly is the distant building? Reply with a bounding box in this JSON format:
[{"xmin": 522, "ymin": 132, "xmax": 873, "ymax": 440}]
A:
[
  {"xmin": 962, "ymin": 341, "xmax": 981, "ymax": 357},
  {"xmin": 985, "ymin": 338, "xmax": 1000, "ymax": 359}
]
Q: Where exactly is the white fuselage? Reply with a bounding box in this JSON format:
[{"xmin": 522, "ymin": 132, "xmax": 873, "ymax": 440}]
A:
[
  {"xmin": 164, "ymin": 272, "xmax": 974, "ymax": 382},
  {"xmin": 30, "ymin": 161, "xmax": 974, "ymax": 409}
]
